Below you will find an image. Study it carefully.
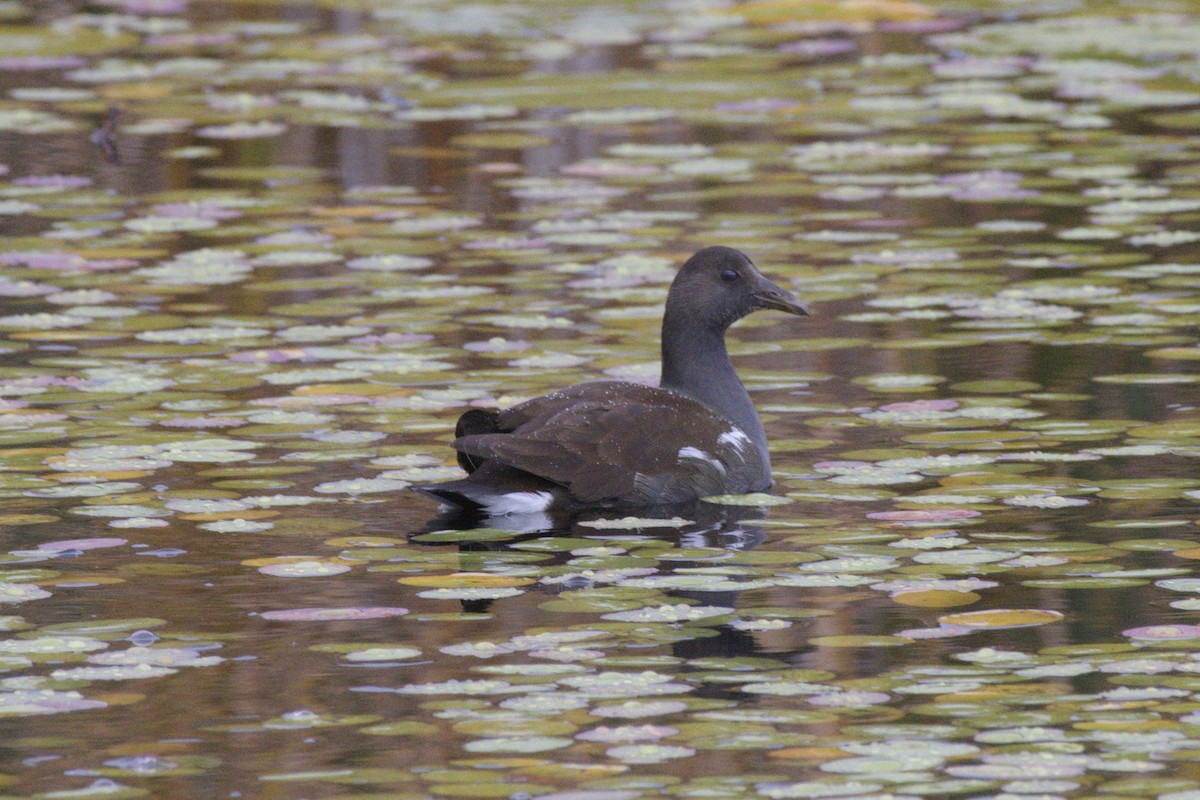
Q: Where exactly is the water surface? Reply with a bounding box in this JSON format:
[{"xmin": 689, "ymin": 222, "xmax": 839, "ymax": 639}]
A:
[{"xmin": 1, "ymin": 0, "xmax": 1200, "ymax": 797}]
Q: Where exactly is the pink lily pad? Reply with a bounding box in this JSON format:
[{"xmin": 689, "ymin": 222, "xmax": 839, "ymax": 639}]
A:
[
  {"xmin": 40, "ymin": 538, "xmax": 127, "ymax": 551},
  {"xmin": 1124, "ymin": 624, "xmax": 1200, "ymax": 641},
  {"xmin": 877, "ymin": 399, "xmax": 960, "ymax": 412}
]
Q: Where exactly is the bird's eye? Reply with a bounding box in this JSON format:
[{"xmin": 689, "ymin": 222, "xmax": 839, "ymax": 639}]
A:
[{"xmin": 720, "ymin": 268, "xmax": 740, "ymax": 283}]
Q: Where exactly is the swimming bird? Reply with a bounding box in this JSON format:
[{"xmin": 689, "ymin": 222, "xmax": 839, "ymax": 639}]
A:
[{"xmin": 416, "ymin": 246, "xmax": 808, "ymax": 515}]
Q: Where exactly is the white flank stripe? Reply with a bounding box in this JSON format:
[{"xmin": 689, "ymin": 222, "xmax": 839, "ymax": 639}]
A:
[
  {"xmin": 718, "ymin": 428, "xmax": 751, "ymax": 453},
  {"xmin": 678, "ymin": 446, "xmax": 725, "ymax": 475}
]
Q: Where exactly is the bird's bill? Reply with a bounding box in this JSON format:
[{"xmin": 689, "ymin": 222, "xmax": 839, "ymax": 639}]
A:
[{"xmin": 752, "ymin": 276, "xmax": 810, "ymax": 316}]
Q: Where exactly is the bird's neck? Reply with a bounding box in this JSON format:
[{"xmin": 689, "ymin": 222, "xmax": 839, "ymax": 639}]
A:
[{"xmin": 659, "ymin": 314, "xmax": 770, "ymax": 471}]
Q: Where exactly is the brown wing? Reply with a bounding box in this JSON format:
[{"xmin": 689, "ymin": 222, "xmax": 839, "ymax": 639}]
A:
[{"xmin": 452, "ymin": 382, "xmax": 756, "ymax": 505}]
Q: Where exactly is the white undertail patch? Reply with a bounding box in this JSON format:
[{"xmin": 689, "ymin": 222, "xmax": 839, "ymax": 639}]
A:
[{"xmin": 479, "ymin": 490, "xmax": 554, "ymax": 516}]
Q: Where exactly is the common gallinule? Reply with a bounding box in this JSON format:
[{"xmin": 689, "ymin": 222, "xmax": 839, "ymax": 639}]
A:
[{"xmin": 416, "ymin": 246, "xmax": 808, "ymax": 514}]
